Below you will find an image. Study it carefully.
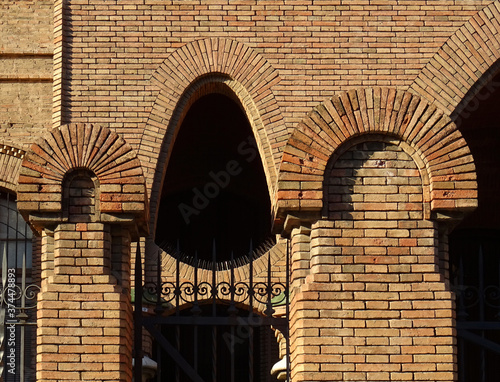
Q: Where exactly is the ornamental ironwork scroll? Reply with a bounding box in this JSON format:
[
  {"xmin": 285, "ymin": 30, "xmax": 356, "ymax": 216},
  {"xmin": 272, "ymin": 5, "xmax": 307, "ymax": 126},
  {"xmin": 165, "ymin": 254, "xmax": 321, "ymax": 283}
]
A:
[
  {"xmin": 135, "ymin": 239, "xmax": 290, "ymax": 382},
  {"xmin": 144, "ymin": 242, "xmax": 287, "ymax": 317}
]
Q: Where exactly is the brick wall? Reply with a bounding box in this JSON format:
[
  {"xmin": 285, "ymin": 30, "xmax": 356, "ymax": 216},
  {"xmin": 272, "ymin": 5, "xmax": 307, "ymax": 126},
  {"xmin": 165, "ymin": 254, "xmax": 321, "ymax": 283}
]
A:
[
  {"xmin": 3, "ymin": 1, "xmax": 499, "ymax": 381},
  {"xmin": 0, "ymin": 0, "xmax": 53, "ymax": 149},
  {"xmin": 55, "ymin": 0, "xmax": 491, "ymax": 199}
]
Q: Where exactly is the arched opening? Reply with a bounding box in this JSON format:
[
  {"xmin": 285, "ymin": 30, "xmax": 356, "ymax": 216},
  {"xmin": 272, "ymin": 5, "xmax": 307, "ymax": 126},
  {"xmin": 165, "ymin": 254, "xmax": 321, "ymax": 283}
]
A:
[
  {"xmin": 62, "ymin": 168, "xmax": 99, "ymax": 223},
  {"xmin": 450, "ymin": 66, "xmax": 500, "ymax": 382},
  {"xmin": 155, "ymin": 93, "xmax": 273, "ymax": 264}
]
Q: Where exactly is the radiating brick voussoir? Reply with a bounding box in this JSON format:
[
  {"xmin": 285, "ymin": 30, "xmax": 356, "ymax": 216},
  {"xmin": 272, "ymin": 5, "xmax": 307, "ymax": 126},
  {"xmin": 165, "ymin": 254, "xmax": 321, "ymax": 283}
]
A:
[
  {"xmin": 410, "ymin": 2, "xmax": 500, "ymax": 115},
  {"xmin": 275, "ymin": 88, "xmax": 478, "ymax": 222},
  {"xmin": 0, "ymin": 144, "xmax": 26, "ymax": 193},
  {"xmin": 141, "ymin": 37, "xmax": 286, "ymax": 196},
  {"xmin": 18, "ymin": 123, "xmax": 148, "ymax": 233}
]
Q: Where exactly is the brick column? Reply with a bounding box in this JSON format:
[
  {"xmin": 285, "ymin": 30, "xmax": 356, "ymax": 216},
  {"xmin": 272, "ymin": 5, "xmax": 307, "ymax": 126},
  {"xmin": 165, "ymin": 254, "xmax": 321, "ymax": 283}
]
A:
[
  {"xmin": 287, "ymin": 140, "xmax": 457, "ymax": 381},
  {"xmin": 284, "ymin": 217, "xmax": 322, "ymax": 382},
  {"xmin": 17, "ymin": 123, "xmax": 148, "ymax": 382},
  {"xmin": 275, "ymin": 89, "xmax": 477, "ymax": 382},
  {"xmin": 37, "ymin": 222, "xmax": 132, "ymax": 380}
]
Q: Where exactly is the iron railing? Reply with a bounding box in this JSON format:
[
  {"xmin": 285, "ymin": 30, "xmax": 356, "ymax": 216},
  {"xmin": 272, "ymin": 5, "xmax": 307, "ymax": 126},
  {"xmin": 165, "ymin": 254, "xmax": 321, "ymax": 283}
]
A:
[
  {"xmin": 451, "ymin": 232, "xmax": 500, "ymax": 382},
  {"xmin": 134, "ymin": 240, "xmax": 290, "ymax": 382}
]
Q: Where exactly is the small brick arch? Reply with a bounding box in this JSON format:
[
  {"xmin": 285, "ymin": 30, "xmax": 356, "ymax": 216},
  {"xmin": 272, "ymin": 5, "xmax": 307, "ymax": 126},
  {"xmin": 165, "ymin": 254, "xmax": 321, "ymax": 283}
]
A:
[
  {"xmin": 323, "ymin": 134, "xmax": 431, "ymax": 219},
  {"xmin": 275, "ymin": 88, "xmax": 478, "ymax": 226},
  {"xmin": 62, "ymin": 168, "xmax": 100, "ymax": 222},
  {"xmin": 17, "ymin": 123, "xmax": 148, "ymax": 234},
  {"xmin": 139, "ymin": 38, "xmax": 286, "ymax": 198},
  {"xmin": 0, "ymin": 144, "xmax": 25, "ymax": 193},
  {"xmin": 410, "ymin": 1, "xmax": 500, "ymax": 115}
]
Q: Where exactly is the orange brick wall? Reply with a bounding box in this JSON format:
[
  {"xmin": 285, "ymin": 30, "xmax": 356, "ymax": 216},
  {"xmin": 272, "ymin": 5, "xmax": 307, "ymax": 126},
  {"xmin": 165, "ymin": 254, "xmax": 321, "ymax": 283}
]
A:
[
  {"xmin": 0, "ymin": 0, "xmax": 53, "ymax": 149},
  {"xmin": 4, "ymin": 1, "xmax": 500, "ymax": 381},
  {"xmin": 57, "ymin": 0, "xmax": 491, "ymax": 190}
]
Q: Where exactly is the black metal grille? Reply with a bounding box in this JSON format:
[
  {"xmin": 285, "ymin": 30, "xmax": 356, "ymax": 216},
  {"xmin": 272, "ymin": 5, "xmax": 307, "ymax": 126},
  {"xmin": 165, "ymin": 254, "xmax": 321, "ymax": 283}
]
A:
[
  {"xmin": 134, "ymin": 240, "xmax": 290, "ymax": 382},
  {"xmin": 451, "ymin": 230, "xmax": 500, "ymax": 382},
  {"xmin": 0, "ymin": 192, "xmax": 38, "ymax": 382}
]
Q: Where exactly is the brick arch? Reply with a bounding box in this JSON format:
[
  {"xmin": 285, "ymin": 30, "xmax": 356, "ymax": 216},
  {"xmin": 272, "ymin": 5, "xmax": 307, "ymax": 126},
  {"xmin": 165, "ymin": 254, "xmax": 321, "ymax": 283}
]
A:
[
  {"xmin": 148, "ymin": 75, "xmax": 279, "ymax": 231},
  {"xmin": 275, "ymin": 88, "xmax": 477, "ymax": 225},
  {"xmin": 323, "ymin": 134, "xmax": 432, "ymax": 219},
  {"xmin": 17, "ymin": 123, "xmax": 148, "ymax": 234},
  {"xmin": 139, "ymin": 38, "xmax": 286, "ymax": 197},
  {"xmin": 0, "ymin": 144, "xmax": 26, "ymax": 193},
  {"xmin": 409, "ymin": 1, "xmax": 500, "ymax": 115}
]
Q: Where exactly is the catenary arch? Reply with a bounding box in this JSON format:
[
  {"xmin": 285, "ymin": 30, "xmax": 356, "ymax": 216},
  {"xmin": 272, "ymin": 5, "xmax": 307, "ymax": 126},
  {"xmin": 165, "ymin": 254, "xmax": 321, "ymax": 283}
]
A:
[
  {"xmin": 147, "ymin": 74, "xmax": 280, "ymax": 234},
  {"xmin": 140, "ymin": 38, "xmax": 287, "ymax": 210},
  {"xmin": 409, "ymin": 0, "xmax": 500, "ymax": 116},
  {"xmin": 274, "ymin": 88, "xmax": 478, "ymax": 228}
]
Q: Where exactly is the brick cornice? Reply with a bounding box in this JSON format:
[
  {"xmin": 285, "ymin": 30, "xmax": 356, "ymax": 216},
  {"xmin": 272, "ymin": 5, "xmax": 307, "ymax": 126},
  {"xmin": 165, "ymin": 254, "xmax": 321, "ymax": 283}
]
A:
[
  {"xmin": 17, "ymin": 123, "xmax": 148, "ymax": 235},
  {"xmin": 275, "ymin": 88, "xmax": 478, "ymax": 227},
  {"xmin": 410, "ymin": 0, "xmax": 500, "ymax": 115}
]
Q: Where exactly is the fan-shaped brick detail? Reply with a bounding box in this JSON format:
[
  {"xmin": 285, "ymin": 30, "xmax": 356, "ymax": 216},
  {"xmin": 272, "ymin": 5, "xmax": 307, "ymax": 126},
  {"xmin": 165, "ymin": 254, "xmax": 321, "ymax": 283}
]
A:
[
  {"xmin": 275, "ymin": 88, "xmax": 478, "ymax": 222},
  {"xmin": 410, "ymin": 1, "xmax": 500, "ymax": 115},
  {"xmin": 17, "ymin": 123, "xmax": 148, "ymax": 233},
  {"xmin": 0, "ymin": 144, "xmax": 25, "ymax": 192},
  {"xmin": 139, "ymin": 37, "xmax": 285, "ymax": 192}
]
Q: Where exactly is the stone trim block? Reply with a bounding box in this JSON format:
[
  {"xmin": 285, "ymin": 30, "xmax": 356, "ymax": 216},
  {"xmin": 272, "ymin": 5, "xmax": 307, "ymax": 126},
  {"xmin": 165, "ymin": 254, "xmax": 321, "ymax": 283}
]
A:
[{"xmin": 0, "ymin": 144, "xmax": 25, "ymax": 192}]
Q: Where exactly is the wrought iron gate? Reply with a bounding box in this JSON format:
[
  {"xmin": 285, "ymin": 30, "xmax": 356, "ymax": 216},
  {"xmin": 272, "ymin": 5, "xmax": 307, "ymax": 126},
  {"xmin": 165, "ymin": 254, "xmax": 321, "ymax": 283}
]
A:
[
  {"xmin": 134, "ymin": 241, "xmax": 290, "ymax": 382},
  {"xmin": 451, "ymin": 230, "xmax": 500, "ymax": 382},
  {"xmin": 0, "ymin": 192, "xmax": 38, "ymax": 382}
]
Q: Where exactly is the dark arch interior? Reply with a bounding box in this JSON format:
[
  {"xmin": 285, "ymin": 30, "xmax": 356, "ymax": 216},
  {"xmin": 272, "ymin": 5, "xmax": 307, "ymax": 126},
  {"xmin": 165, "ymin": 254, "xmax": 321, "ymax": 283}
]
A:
[
  {"xmin": 155, "ymin": 93, "xmax": 272, "ymax": 264},
  {"xmin": 453, "ymin": 68, "xmax": 500, "ymax": 231},
  {"xmin": 450, "ymin": 68, "xmax": 500, "ymax": 382}
]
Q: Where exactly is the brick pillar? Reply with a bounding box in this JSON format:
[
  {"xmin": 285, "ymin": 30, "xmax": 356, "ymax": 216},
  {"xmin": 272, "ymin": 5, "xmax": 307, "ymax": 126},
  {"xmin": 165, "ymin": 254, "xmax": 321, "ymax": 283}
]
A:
[
  {"xmin": 286, "ymin": 219, "xmax": 322, "ymax": 382},
  {"xmin": 37, "ymin": 222, "xmax": 132, "ymax": 381},
  {"xmin": 288, "ymin": 140, "xmax": 456, "ymax": 382},
  {"xmin": 17, "ymin": 123, "xmax": 148, "ymax": 382},
  {"xmin": 35, "ymin": 169, "xmax": 134, "ymax": 381}
]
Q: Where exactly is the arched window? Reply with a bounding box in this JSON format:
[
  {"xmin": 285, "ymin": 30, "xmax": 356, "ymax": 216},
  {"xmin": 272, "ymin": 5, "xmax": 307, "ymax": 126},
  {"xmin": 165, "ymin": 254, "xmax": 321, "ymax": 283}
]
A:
[
  {"xmin": 0, "ymin": 191, "xmax": 32, "ymax": 268},
  {"xmin": 148, "ymin": 91, "xmax": 282, "ymax": 382},
  {"xmin": 155, "ymin": 93, "xmax": 273, "ymax": 264}
]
